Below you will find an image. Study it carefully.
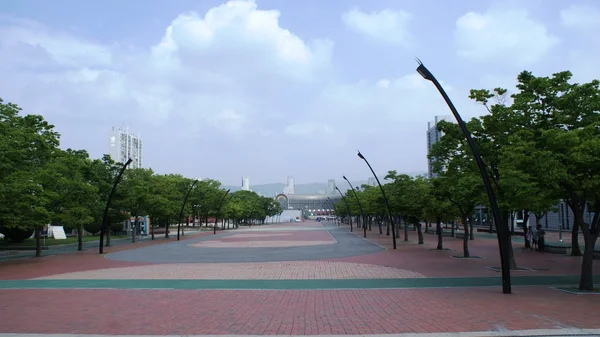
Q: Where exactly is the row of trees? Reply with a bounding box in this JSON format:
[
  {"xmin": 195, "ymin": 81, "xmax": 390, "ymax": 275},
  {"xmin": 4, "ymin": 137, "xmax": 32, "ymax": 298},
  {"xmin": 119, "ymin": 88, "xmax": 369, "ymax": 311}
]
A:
[
  {"xmin": 0, "ymin": 98, "xmax": 283, "ymax": 257},
  {"xmin": 332, "ymin": 70, "xmax": 599, "ymax": 291}
]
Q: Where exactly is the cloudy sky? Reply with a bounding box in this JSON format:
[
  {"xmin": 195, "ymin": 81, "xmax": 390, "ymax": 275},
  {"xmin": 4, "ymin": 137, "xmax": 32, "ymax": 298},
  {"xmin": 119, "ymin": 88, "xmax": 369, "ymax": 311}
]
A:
[{"xmin": 1, "ymin": 0, "xmax": 598, "ymax": 186}]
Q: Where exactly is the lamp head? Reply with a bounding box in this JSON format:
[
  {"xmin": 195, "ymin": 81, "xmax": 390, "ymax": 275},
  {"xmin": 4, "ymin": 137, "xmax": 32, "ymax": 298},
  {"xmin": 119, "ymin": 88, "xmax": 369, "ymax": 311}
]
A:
[
  {"xmin": 357, "ymin": 150, "xmax": 365, "ymax": 160},
  {"xmin": 415, "ymin": 57, "xmax": 434, "ymax": 82},
  {"xmin": 343, "ymin": 175, "xmax": 348, "ymax": 181}
]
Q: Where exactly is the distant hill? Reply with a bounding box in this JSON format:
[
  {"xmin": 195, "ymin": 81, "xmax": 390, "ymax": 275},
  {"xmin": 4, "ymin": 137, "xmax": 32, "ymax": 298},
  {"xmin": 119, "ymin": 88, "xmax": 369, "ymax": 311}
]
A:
[{"xmin": 223, "ymin": 172, "xmax": 427, "ymax": 197}]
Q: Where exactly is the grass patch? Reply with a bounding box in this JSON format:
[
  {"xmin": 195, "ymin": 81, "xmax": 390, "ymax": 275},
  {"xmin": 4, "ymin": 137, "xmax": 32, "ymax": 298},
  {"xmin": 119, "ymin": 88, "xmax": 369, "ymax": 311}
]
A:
[{"xmin": 0, "ymin": 235, "xmax": 127, "ymax": 247}]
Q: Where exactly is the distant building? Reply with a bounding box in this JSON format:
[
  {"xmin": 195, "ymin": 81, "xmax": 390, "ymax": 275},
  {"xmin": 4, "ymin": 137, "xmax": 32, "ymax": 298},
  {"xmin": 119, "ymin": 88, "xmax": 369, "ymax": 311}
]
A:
[
  {"xmin": 108, "ymin": 126, "xmax": 143, "ymax": 169},
  {"xmin": 327, "ymin": 179, "xmax": 336, "ymax": 194},
  {"xmin": 367, "ymin": 177, "xmax": 376, "ymax": 187},
  {"xmin": 241, "ymin": 176, "xmax": 250, "ymax": 191},
  {"xmin": 427, "ymin": 115, "xmax": 454, "ymax": 178},
  {"xmin": 283, "ymin": 176, "xmax": 295, "ymax": 194}
]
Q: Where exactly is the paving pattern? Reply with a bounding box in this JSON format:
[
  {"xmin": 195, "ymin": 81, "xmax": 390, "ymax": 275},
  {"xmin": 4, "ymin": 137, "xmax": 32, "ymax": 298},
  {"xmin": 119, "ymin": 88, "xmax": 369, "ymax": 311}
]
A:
[
  {"xmin": 32, "ymin": 261, "xmax": 424, "ymax": 280},
  {"xmin": 189, "ymin": 231, "xmax": 336, "ymax": 248},
  {"xmin": 1, "ymin": 287, "xmax": 599, "ymax": 335}
]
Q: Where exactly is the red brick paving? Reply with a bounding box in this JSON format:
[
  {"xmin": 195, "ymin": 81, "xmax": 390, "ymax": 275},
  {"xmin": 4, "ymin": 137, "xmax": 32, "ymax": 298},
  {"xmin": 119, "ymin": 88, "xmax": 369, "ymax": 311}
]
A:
[
  {"xmin": 0, "ymin": 287, "xmax": 597, "ymax": 335},
  {"xmin": 0, "ymin": 231, "xmax": 214, "ymax": 280},
  {"xmin": 329, "ymin": 226, "xmax": 600, "ymax": 277}
]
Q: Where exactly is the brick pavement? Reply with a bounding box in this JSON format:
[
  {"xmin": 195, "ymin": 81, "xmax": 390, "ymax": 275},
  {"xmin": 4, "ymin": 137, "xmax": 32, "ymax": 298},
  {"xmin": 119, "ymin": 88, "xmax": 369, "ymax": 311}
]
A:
[
  {"xmin": 32, "ymin": 261, "xmax": 424, "ymax": 280},
  {"xmin": 331, "ymin": 228, "xmax": 600, "ymax": 278},
  {"xmin": 0, "ymin": 231, "xmax": 214, "ymax": 280},
  {"xmin": 0, "ymin": 287, "xmax": 598, "ymax": 335}
]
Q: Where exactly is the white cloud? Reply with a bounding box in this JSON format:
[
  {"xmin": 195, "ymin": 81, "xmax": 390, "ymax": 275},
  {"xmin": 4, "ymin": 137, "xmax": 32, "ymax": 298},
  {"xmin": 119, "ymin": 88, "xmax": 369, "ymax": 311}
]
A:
[
  {"xmin": 0, "ymin": 0, "xmax": 464, "ymax": 182},
  {"xmin": 341, "ymin": 7, "xmax": 412, "ymax": 47},
  {"xmin": 455, "ymin": 6, "xmax": 559, "ymax": 66},
  {"xmin": 560, "ymin": 4, "xmax": 600, "ymax": 30}
]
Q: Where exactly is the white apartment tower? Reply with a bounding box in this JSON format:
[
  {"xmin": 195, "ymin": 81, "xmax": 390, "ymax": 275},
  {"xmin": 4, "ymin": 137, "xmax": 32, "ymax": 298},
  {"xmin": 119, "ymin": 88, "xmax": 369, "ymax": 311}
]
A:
[
  {"xmin": 283, "ymin": 176, "xmax": 295, "ymax": 194},
  {"xmin": 108, "ymin": 126, "xmax": 143, "ymax": 169},
  {"xmin": 427, "ymin": 115, "xmax": 454, "ymax": 178},
  {"xmin": 327, "ymin": 179, "xmax": 336, "ymax": 194},
  {"xmin": 241, "ymin": 176, "xmax": 250, "ymax": 191}
]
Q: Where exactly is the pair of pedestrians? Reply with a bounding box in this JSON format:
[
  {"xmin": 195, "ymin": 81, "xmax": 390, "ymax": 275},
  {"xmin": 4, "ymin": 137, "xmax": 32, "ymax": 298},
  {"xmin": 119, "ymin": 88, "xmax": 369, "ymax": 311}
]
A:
[{"xmin": 526, "ymin": 224, "xmax": 545, "ymax": 251}]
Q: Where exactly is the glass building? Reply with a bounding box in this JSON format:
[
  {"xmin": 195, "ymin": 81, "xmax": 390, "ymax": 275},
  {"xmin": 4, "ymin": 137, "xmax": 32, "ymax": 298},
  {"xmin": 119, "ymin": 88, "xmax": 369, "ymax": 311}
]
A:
[{"xmin": 275, "ymin": 193, "xmax": 341, "ymax": 216}]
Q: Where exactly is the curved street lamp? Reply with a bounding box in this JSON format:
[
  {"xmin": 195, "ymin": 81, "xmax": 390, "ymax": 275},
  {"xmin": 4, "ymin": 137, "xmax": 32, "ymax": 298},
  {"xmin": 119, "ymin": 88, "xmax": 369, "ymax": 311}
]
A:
[
  {"xmin": 326, "ymin": 197, "xmax": 339, "ymax": 225},
  {"xmin": 415, "ymin": 58, "xmax": 511, "ymax": 294},
  {"xmin": 343, "ymin": 175, "xmax": 367, "ymax": 238},
  {"xmin": 357, "ymin": 150, "xmax": 396, "ymax": 249},
  {"xmin": 335, "ymin": 186, "xmax": 353, "ymax": 232},
  {"xmin": 214, "ymin": 189, "xmax": 231, "ymax": 235},
  {"xmin": 99, "ymin": 158, "xmax": 133, "ymax": 254},
  {"xmin": 177, "ymin": 178, "xmax": 199, "ymax": 241}
]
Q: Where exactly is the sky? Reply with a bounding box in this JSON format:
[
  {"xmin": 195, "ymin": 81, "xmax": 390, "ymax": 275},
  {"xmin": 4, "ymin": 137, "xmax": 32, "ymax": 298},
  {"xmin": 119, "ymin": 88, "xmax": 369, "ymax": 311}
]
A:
[{"xmin": 1, "ymin": 0, "xmax": 599, "ymax": 186}]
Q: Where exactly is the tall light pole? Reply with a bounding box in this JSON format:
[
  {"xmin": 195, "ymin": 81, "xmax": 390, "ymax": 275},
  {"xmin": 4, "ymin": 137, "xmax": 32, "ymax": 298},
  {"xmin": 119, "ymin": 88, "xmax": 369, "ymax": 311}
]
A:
[
  {"xmin": 177, "ymin": 178, "xmax": 199, "ymax": 241},
  {"xmin": 415, "ymin": 58, "xmax": 511, "ymax": 294},
  {"xmin": 214, "ymin": 189, "xmax": 231, "ymax": 235},
  {"xmin": 99, "ymin": 158, "xmax": 132, "ymax": 254},
  {"xmin": 343, "ymin": 175, "xmax": 367, "ymax": 238},
  {"xmin": 335, "ymin": 186, "xmax": 352, "ymax": 232},
  {"xmin": 326, "ymin": 197, "xmax": 338, "ymax": 225},
  {"xmin": 357, "ymin": 150, "xmax": 396, "ymax": 249}
]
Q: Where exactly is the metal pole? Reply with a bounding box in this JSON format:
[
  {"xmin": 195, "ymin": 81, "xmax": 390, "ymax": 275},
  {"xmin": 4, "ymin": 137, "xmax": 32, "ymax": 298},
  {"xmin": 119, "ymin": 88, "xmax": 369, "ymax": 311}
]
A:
[
  {"xmin": 177, "ymin": 179, "xmax": 199, "ymax": 241},
  {"xmin": 416, "ymin": 59, "xmax": 511, "ymax": 294},
  {"xmin": 214, "ymin": 189, "xmax": 231, "ymax": 235},
  {"xmin": 357, "ymin": 151, "xmax": 396, "ymax": 249},
  {"xmin": 335, "ymin": 187, "xmax": 352, "ymax": 232},
  {"xmin": 99, "ymin": 158, "xmax": 132, "ymax": 254},
  {"xmin": 343, "ymin": 176, "xmax": 367, "ymax": 238}
]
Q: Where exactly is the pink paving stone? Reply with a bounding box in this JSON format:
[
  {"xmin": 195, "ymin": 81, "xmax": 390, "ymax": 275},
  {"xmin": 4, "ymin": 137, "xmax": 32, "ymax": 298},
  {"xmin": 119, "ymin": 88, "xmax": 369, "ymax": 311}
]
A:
[
  {"xmin": 222, "ymin": 230, "xmax": 334, "ymax": 242},
  {"xmin": 190, "ymin": 240, "xmax": 335, "ymax": 248},
  {"xmin": 33, "ymin": 261, "xmax": 425, "ymax": 280},
  {"xmin": 1, "ymin": 287, "xmax": 598, "ymax": 335}
]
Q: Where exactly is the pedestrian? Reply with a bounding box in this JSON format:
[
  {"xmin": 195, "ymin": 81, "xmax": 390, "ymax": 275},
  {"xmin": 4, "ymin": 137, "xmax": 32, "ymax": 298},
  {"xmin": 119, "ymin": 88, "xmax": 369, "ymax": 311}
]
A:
[
  {"xmin": 536, "ymin": 224, "xmax": 546, "ymax": 251},
  {"xmin": 531, "ymin": 225, "xmax": 538, "ymax": 250},
  {"xmin": 526, "ymin": 225, "xmax": 534, "ymax": 250}
]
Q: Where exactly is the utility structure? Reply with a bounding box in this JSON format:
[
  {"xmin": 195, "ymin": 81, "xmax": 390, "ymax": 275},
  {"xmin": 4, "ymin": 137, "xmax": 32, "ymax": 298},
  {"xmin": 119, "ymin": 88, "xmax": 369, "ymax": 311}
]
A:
[
  {"xmin": 415, "ymin": 58, "xmax": 511, "ymax": 294},
  {"xmin": 335, "ymin": 186, "xmax": 352, "ymax": 232},
  {"xmin": 343, "ymin": 175, "xmax": 367, "ymax": 238},
  {"xmin": 177, "ymin": 178, "xmax": 199, "ymax": 240},
  {"xmin": 357, "ymin": 150, "xmax": 396, "ymax": 249},
  {"xmin": 99, "ymin": 158, "xmax": 132, "ymax": 254}
]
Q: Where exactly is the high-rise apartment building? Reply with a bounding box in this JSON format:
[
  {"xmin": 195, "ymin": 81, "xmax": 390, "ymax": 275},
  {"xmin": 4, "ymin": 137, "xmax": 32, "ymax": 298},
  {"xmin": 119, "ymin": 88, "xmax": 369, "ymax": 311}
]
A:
[
  {"xmin": 283, "ymin": 176, "xmax": 295, "ymax": 194},
  {"xmin": 426, "ymin": 115, "xmax": 454, "ymax": 178},
  {"xmin": 367, "ymin": 177, "xmax": 377, "ymax": 187},
  {"xmin": 241, "ymin": 176, "xmax": 250, "ymax": 191},
  {"xmin": 108, "ymin": 126, "xmax": 143, "ymax": 169},
  {"xmin": 327, "ymin": 179, "xmax": 336, "ymax": 194}
]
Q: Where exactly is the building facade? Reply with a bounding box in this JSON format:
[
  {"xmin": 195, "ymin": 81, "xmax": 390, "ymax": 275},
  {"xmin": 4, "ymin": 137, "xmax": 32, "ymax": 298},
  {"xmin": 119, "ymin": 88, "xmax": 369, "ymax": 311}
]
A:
[
  {"xmin": 275, "ymin": 193, "xmax": 342, "ymax": 216},
  {"xmin": 283, "ymin": 176, "xmax": 295, "ymax": 194},
  {"xmin": 241, "ymin": 176, "xmax": 250, "ymax": 191},
  {"xmin": 327, "ymin": 179, "xmax": 336, "ymax": 194},
  {"xmin": 108, "ymin": 126, "xmax": 143, "ymax": 169},
  {"xmin": 426, "ymin": 115, "xmax": 454, "ymax": 178}
]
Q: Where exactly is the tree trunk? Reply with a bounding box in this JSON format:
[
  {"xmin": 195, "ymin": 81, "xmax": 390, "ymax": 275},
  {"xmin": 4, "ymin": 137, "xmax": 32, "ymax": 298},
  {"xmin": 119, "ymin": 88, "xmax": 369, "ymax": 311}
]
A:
[
  {"xmin": 451, "ymin": 220, "xmax": 455, "ymax": 237},
  {"xmin": 469, "ymin": 217, "xmax": 474, "ymax": 240},
  {"xmin": 106, "ymin": 228, "xmax": 111, "ymax": 247},
  {"xmin": 424, "ymin": 219, "xmax": 429, "ymax": 234},
  {"xmin": 461, "ymin": 216, "xmax": 470, "ymax": 258},
  {"xmin": 165, "ymin": 218, "xmax": 169, "ymax": 239},
  {"xmin": 77, "ymin": 225, "xmax": 83, "ymax": 251},
  {"xmin": 436, "ymin": 217, "xmax": 443, "ymax": 250},
  {"xmin": 416, "ymin": 222, "xmax": 424, "ymax": 244},
  {"xmin": 501, "ymin": 211, "xmax": 517, "ymax": 269},
  {"xmin": 35, "ymin": 226, "xmax": 42, "ymax": 258},
  {"xmin": 132, "ymin": 212, "xmax": 139, "ymax": 244},
  {"xmin": 151, "ymin": 217, "xmax": 155, "ymax": 240},
  {"xmin": 403, "ymin": 217, "xmax": 408, "ymax": 241},
  {"xmin": 579, "ymin": 232, "xmax": 598, "ymax": 291}
]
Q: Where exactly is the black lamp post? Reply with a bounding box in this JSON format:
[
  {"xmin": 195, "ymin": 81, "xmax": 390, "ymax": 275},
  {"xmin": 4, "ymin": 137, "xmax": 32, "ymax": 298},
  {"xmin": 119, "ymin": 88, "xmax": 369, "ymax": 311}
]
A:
[
  {"xmin": 214, "ymin": 189, "xmax": 231, "ymax": 235},
  {"xmin": 335, "ymin": 186, "xmax": 352, "ymax": 232},
  {"xmin": 177, "ymin": 178, "xmax": 199, "ymax": 241},
  {"xmin": 326, "ymin": 197, "xmax": 338, "ymax": 225},
  {"xmin": 343, "ymin": 175, "xmax": 367, "ymax": 238},
  {"xmin": 415, "ymin": 58, "xmax": 511, "ymax": 294},
  {"xmin": 357, "ymin": 150, "xmax": 396, "ymax": 249},
  {"xmin": 99, "ymin": 158, "xmax": 132, "ymax": 254}
]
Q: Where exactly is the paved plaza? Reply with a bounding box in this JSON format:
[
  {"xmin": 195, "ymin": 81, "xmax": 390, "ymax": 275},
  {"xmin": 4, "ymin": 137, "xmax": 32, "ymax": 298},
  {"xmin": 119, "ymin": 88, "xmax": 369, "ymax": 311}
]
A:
[{"xmin": 0, "ymin": 221, "xmax": 599, "ymax": 336}]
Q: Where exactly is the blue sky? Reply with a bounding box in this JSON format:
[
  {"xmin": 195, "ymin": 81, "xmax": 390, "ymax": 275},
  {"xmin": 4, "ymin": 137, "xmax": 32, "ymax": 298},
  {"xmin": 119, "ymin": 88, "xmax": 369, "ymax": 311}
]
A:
[{"xmin": 1, "ymin": 0, "xmax": 598, "ymax": 186}]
